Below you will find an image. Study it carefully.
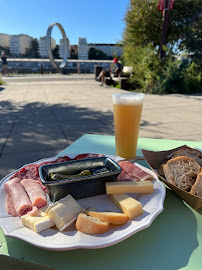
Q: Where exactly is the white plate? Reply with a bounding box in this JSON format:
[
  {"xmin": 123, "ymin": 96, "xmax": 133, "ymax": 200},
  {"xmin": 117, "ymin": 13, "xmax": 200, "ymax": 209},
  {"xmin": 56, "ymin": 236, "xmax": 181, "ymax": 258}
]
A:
[{"xmin": 0, "ymin": 154, "xmax": 166, "ymax": 251}]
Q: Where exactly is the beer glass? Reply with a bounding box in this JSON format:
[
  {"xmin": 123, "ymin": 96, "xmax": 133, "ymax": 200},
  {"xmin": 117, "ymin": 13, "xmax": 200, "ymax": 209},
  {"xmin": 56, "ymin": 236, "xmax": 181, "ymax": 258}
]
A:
[{"xmin": 112, "ymin": 93, "xmax": 144, "ymax": 159}]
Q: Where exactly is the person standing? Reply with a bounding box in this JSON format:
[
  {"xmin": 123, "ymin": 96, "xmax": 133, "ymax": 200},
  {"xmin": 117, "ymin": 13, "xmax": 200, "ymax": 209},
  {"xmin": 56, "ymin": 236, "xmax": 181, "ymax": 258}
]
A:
[{"xmin": 1, "ymin": 52, "xmax": 8, "ymax": 75}]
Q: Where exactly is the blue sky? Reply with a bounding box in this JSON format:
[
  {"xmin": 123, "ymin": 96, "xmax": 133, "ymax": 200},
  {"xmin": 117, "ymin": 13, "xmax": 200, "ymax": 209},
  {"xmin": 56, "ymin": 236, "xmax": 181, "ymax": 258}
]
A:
[{"xmin": 1, "ymin": 0, "xmax": 130, "ymax": 45}]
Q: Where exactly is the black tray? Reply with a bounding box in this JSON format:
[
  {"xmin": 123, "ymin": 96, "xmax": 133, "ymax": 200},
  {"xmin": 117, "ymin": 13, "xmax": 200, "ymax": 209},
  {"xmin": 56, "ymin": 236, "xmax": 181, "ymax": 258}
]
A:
[{"xmin": 39, "ymin": 157, "xmax": 122, "ymax": 202}]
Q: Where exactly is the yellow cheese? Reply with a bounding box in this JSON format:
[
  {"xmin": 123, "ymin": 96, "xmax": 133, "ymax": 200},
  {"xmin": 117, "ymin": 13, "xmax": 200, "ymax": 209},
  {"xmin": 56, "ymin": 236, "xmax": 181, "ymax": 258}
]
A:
[
  {"xmin": 21, "ymin": 206, "xmax": 55, "ymax": 233},
  {"xmin": 110, "ymin": 193, "xmax": 143, "ymax": 220},
  {"xmin": 106, "ymin": 181, "xmax": 153, "ymax": 194},
  {"xmin": 46, "ymin": 194, "xmax": 83, "ymax": 231}
]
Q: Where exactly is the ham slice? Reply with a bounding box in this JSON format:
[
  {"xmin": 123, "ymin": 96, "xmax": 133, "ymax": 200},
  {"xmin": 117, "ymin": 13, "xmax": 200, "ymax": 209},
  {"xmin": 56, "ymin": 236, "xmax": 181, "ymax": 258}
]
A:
[
  {"xmin": 74, "ymin": 153, "xmax": 105, "ymax": 160},
  {"xmin": 118, "ymin": 161, "xmax": 154, "ymax": 181},
  {"xmin": 4, "ymin": 178, "xmax": 32, "ymax": 216},
  {"xmin": 6, "ymin": 194, "xmax": 18, "ymax": 217},
  {"xmin": 21, "ymin": 179, "xmax": 47, "ymax": 208}
]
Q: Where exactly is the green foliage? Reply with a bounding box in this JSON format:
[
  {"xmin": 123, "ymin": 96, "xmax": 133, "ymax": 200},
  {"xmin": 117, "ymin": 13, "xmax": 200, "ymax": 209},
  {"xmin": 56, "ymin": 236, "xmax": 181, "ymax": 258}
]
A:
[
  {"xmin": 123, "ymin": 0, "xmax": 202, "ymax": 61},
  {"xmin": 53, "ymin": 45, "xmax": 60, "ymax": 59},
  {"xmin": 124, "ymin": 44, "xmax": 162, "ymax": 92},
  {"xmin": 128, "ymin": 50, "xmax": 202, "ymax": 94},
  {"xmin": 122, "ymin": 0, "xmax": 202, "ymax": 94},
  {"xmin": 0, "ymin": 46, "xmax": 10, "ymax": 56},
  {"xmin": 0, "ymin": 76, "xmax": 5, "ymax": 85},
  {"xmin": 24, "ymin": 38, "xmax": 40, "ymax": 58},
  {"xmin": 88, "ymin": 48, "xmax": 108, "ymax": 60}
]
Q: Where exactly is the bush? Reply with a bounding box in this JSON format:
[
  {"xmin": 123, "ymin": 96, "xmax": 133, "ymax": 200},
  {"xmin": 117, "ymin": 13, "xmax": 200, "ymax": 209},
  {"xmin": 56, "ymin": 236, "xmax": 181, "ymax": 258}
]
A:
[
  {"xmin": 151, "ymin": 57, "xmax": 202, "ymax": 94},
  {"xmin": 124, "ymin": 44, "xmax": 202, "ymax": 94},
  {"xmin": 0, "ymin": 76, "xmax": 5, "ymax": 85}
]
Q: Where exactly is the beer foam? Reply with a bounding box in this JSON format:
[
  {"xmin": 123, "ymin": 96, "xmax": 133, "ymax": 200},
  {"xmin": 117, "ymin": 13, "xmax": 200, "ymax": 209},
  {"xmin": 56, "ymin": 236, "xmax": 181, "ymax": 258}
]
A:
[{"xmin": 112, "ymin": 93, "xmax": 144, "ymax": 105}]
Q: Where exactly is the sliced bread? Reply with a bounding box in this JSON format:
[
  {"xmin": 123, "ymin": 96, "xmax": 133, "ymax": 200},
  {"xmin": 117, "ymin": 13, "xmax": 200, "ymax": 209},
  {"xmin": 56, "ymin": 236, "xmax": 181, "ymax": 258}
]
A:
[
  {"xmin": 76, "ymin": 212, "xmax": 109, "ymax": 234},
  {"xmin": 85, "ymin": 210, "xmax": 128, "ymax": 225},
  {"xmin": 190, "ymin": 172, "xmax": 202, "ymax": 197},
  {"xmin": 172, "ymin": 146, "xmax": 202, "ymax": 166},
  {"xmin": 163, "ymin": 156, "xmax": 201, "ymax": 191}
]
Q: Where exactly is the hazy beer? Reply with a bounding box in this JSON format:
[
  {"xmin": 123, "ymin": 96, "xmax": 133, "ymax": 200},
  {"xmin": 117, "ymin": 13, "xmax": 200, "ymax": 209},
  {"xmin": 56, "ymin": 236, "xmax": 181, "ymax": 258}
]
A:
[{"xmin": 113, "ymin": 93, "xmax": 144, "ymax": 159}]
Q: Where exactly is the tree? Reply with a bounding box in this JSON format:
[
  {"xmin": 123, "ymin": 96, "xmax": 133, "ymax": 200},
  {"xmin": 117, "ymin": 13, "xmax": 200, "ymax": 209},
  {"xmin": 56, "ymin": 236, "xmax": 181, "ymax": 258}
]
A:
[
  {"xmin": 24, "ymin": 38, "xmax": 40, "ymax": 58},
  {"xmin": 31, "ymin": 38, "xmax": 40, "ymax": 58},
  {"xmin": 88, "ymin": 48, "xmax": 108, "ymax": 60},
  {"xmin": 53, "ymin": 45, "xmax": 60, "ymax": 59},
  {"xmin": 123, "ymin": 0, "xmax": 202, "ymax": 60},
  {"xmin": 0, "ymin": 46, "xmax": 10, "ymax": 56}
]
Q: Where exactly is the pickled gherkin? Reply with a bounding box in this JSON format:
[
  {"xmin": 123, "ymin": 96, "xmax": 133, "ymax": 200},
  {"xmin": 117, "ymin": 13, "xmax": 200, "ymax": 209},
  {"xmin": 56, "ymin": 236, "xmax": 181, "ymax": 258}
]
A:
[{"xmin": 49, "ymin": 170, "xmax": 92, "ymax": 181}]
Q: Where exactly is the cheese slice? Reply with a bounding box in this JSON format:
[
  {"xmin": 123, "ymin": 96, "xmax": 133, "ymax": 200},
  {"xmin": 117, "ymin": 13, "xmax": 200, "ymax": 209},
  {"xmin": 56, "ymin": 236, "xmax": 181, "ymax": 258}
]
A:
[
  {"xmin": 110, "ymin": 193, "xmax": 143, "ymax": 220},
  {"xmin": 21, "ymin": 205, "xmax": 55, "ymax": 233},
  {"xmin": 106, "ymin": 181, "xmax": 154, "ymax": 194},
  {"xmin": 46, "ymin": 194, "xmax": 83, "ymax": 231}
]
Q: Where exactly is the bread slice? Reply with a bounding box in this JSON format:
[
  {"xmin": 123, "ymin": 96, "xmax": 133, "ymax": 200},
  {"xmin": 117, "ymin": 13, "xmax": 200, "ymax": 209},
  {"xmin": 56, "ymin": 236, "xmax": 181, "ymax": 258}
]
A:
[
  {"xmin": 85, "ymin": 210, "xmax": 128, "ymax": 225},
  {"xmin": 173, "ymin": 146, "xmax": 202, "ymax": 166},
  {"xmin": 76, "ymin": 213, "xmax": 109, "ymax": 234},
  {"xmin": 190, "ymin": 172, "xmax": 202, "ymax": 197},
  {"xmin": 163, "ymin": 156, "xmax": 201, "ymax": 191}
]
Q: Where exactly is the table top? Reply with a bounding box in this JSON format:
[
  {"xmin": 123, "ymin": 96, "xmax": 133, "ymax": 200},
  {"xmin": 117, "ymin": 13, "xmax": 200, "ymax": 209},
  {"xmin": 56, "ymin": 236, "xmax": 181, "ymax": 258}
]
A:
[{"xmin": 1, "ymin": 135, "xmax": 202, "ymax": 270}]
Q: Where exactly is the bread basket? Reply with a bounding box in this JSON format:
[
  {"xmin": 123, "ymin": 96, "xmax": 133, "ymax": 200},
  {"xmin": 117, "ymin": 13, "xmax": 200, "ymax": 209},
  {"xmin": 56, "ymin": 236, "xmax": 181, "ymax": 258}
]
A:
[{"xmin": 142, "ymin": 146, "xmax": 202, "ymax": 210}]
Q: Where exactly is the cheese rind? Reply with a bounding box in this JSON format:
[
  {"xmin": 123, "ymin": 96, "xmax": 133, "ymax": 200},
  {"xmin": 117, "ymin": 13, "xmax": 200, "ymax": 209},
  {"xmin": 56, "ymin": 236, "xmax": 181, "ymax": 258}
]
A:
[
  {"xmin": 46, "ymin": 194, "xmax": 83, "ymax": 231},
  {"xmin": 110, "ymin": 193, "xmax": 143, "ymax": 220},
  {"xmin": 21, "ymin": 207, "xmax": 55, "ymax": 233},
  {"xmin": 106, "ymin": 181, "xmax": 154, "ymax": 194}
]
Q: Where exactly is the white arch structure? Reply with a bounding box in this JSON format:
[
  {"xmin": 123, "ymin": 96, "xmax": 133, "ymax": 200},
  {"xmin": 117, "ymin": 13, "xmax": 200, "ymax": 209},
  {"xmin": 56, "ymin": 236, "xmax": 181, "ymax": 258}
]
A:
[{"xmin": 46, "ymin": 23, "xmax": 68, "ymax": 70}]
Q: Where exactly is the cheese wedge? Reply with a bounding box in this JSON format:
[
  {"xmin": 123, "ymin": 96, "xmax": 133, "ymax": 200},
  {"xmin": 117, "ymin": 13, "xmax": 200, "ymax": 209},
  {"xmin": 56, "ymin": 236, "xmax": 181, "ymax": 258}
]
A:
[
  {"xmin": 106, "ymin": 181, "xmax": 154, "ymax": 194},
  {"xmin": 21, "ymin": 205, "xmax": 55, "ymax": 233},
  {"xmin": 46, "ymin": 194, "xmax": 83, "ymax": 231},
  {"xmin": 110, "ymin": 193, "xmax": 143, "ymax": 220}
]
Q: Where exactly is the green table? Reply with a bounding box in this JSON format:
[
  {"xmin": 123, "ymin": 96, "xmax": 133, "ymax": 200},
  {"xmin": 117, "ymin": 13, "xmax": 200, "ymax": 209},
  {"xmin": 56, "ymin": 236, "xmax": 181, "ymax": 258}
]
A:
[{"xmin": 1, "ymin": 135, "xmax": 202, "ymax": 270}]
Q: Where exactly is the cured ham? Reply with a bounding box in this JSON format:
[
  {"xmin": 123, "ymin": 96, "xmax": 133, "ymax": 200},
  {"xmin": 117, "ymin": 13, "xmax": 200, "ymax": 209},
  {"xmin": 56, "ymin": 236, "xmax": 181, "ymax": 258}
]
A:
[
  {"xmin": 4, "ymin": 178, "xmax": 32, "ymax": 216},
  {"xmin": 6, "ymin": 194, "xmax": 18, "ymax": 217},
  {"xmin": 5, "ymin": 154, "xmax": 105, "ymax": 217},
  {"xmin": 10, "ymin": 156, "xmax": 71, "ymax": 181},
  {"xmin": 118, "ymin": 161, "xmax": 154, "ymax": 182},
  {"xmin": 74, "ymin": 153, "xmax": 105, "ymax": 160},
  {"xmin": 21, "ymin": 179, "xmax": 47, "ymax": 208}
]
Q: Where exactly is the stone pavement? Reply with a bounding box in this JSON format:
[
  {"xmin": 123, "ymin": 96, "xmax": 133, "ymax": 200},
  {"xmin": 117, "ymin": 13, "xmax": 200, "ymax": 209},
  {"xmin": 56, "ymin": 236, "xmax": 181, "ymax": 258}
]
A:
[{"xmin": 0, "ymin": 73, "xmax": 202, "ymax": 179}]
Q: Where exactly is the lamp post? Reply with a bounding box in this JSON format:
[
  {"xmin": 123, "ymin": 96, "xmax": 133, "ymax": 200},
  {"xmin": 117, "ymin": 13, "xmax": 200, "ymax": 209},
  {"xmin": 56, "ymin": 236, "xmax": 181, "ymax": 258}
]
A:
[{"xmin": 160, "ymin": 0, "xmax": 170, "ymax": 60}]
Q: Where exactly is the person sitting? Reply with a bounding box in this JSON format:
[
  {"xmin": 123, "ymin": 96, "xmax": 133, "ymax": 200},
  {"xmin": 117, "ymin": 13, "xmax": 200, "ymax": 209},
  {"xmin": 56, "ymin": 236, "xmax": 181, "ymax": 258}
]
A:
[{"xmin": 98, "ymin": 58, "xmax": 122, "ymax": 86}]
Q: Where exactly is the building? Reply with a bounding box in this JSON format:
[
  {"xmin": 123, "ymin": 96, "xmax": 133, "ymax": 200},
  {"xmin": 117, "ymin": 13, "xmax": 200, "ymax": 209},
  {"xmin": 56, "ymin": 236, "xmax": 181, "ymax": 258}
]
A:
[
  {"xmin": 38, "ymin": 36, "xmax": 56, "ymax": 58},
  {"xmin": 78, "ymin": 38, "xmax": 88, "ymax": 60},
  {"xmin": 9, "ymin": 34, "xmax": 33, "ymax": 56},
  {"xmin": 59, "ymin": 38, "xmax": 70, "ymax": 59},
  {"xmin": 0, "ymin": 34, "xmax": 10, "ymax": 48},
  {"xmin": 88, "ymin": 43, "xmax": 123, "ymax": 58}
]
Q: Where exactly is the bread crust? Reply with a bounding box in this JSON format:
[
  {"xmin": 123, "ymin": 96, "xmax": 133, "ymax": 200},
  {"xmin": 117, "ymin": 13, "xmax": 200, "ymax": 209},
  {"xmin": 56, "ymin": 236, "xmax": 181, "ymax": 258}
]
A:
[
  {"xmin": 163, "ymin": 156, "xmax": 201, "ymax": 191},
  {"xmin": 85, "ymin": 210, "xmax": 128, "ymax": 225},
  {"xmin": 76, "ymin": 213, "xmax": 109, "ymax": 234},
  {"xmin": 190, "ymin": 172, "xmax": 202, "ymax": 197},
  {"xmin": 173, "ymin": 146, "xmax": 202, "ymax": 166}
]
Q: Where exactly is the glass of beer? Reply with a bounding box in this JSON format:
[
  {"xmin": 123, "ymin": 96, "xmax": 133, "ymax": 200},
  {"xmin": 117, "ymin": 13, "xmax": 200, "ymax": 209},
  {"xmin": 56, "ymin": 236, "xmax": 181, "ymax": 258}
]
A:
[{"xmin": 112, "ymin": 92, "xmax": 144, "ymax": 159}]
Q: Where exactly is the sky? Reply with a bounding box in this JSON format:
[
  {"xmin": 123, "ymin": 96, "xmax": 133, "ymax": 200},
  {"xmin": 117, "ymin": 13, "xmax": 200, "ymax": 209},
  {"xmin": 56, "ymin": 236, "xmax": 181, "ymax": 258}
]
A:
[{"xmin": 1, "ymin": 0, "xmax": 130, "ymax": 45}]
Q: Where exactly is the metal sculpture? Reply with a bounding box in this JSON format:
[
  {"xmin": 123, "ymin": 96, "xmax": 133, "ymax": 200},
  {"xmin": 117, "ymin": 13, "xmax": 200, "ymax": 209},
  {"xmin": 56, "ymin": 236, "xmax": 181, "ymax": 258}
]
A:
[{"xmin": 46, "ymin": 23, "xmax": 68, "ymax": 70}]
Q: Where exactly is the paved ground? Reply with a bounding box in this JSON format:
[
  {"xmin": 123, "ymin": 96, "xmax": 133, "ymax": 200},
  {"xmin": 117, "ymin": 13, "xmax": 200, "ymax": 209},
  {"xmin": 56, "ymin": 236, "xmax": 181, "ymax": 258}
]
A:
[{"xmin": 0, "ymin": 73, "xmax": 202, "ymax": 179}]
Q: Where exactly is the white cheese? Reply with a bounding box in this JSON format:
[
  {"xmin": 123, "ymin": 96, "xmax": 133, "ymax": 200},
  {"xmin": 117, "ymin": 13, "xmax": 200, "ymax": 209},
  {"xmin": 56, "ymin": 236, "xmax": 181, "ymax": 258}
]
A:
[
  {"xmin": 21, "ymin": 208, "xmax": 55, "ymax": 233},
  {"xmin": 46, "ymin": 194, "xmax": 83, "ymax": 231}
]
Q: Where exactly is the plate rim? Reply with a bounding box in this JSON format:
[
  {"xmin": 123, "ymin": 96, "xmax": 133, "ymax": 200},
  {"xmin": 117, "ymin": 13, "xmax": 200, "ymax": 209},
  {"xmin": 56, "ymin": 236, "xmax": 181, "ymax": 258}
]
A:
[{"xmin": 0, "ymin": 154, "xmax": 166, "ymax": 251}]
